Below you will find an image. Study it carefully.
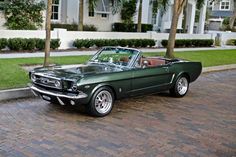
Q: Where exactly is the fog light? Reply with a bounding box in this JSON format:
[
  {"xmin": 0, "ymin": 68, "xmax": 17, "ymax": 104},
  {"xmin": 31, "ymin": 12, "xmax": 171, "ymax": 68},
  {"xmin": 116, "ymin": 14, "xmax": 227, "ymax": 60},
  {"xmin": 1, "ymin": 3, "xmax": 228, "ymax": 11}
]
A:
[
  {"xmin": 31, "ymin": 74, "xmax": 37, "ymax": 82},
  {"xmin": 70, "ymin": 100, "xmax": 75, "ymax": 105},
  {"xmin": 55, "ymin": 80, "xmax": 61, "ymax": 87}
]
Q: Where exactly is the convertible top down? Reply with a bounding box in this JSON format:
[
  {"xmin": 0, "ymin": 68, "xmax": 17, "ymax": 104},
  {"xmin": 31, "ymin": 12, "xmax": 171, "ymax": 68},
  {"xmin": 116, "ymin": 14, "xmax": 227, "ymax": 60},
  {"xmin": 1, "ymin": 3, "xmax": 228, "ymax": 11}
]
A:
[{"xmin": 29, "ymin": 47, "xmax": 202, "ymax": 116}]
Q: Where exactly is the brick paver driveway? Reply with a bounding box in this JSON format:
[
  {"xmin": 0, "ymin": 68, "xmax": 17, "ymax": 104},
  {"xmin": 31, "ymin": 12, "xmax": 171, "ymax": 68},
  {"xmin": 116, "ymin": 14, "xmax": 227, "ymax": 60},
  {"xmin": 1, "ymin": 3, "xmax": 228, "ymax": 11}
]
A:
[{"xmin": 0, "ymin": 70, "xmax": 236, "ymax": 157}]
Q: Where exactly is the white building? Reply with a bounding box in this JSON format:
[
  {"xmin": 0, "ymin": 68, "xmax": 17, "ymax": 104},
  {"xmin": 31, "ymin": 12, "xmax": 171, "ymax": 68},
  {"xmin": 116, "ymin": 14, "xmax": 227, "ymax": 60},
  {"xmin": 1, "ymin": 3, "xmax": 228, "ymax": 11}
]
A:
[{"xmin": 0, "ymin": 0, "xmax": 207, "ymax": 34}]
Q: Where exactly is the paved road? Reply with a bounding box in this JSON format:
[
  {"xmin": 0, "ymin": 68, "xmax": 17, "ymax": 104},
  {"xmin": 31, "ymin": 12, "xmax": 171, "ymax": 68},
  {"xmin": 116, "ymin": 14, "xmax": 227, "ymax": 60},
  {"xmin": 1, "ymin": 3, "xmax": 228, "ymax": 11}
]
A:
[
  {"xmin": 0, "ymin": 70, "xmax": 236, "ymax": 157},
  {"xmin": 1, "ymin": 46, "xmax": 236, "ymax": 58}
]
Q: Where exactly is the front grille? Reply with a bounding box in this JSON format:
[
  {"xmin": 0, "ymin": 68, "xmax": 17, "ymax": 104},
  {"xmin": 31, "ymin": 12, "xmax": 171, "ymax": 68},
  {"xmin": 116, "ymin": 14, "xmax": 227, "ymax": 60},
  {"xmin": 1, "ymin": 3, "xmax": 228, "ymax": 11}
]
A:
[{"xmin": 34, "ymin": 74, "xmax": 62, "ymax": 89}]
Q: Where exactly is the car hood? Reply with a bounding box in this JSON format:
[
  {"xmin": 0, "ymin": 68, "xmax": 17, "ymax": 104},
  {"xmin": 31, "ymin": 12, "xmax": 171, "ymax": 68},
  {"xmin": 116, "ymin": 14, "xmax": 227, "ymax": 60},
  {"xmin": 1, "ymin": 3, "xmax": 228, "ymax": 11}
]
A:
[{"xmin": 32, "ymin": 63, "xmax": 123, "ymax": 80}]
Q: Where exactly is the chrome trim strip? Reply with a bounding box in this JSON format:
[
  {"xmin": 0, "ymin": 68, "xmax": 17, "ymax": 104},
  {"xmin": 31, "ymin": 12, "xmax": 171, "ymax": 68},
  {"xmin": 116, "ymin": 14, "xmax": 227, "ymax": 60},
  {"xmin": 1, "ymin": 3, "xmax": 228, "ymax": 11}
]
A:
[
  {"xmin": 57, "ymin": 97, "xmax": 65, "ymax": 105},
  {"xmin": 34, "ymin": 73, "xmax": 61, "ymax": 80},
  {"xmin": 28, "ymin": 84, "xmax": 87, "ymax": 99},
  {"xmin": 170, "ymin": 74, "xmax": 176, "ymax": 84}
]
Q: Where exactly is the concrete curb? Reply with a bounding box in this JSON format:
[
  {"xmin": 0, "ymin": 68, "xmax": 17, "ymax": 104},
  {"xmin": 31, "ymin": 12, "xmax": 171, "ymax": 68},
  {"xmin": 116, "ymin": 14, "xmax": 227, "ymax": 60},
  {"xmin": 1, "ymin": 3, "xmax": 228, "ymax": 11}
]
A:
[
  {"xmin": 0, "ymin": 87, "xmax": 33, "ymax": 102},
  {"xmin": 202, "ymin": 64, "xmax": 236, "ymax": 73},
  {"xmin": 0, "ymin": 64, "xmax": 236, "ymax": 102}
]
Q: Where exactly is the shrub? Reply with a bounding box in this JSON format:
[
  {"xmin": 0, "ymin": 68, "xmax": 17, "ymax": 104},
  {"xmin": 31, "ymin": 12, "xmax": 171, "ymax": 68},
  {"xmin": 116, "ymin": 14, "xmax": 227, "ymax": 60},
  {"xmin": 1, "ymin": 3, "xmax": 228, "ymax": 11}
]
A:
[
  {"xmin": 161, "ymin": 40, "xmax": 168, "ymax": 47},
  {"xmin": 51, "ymin": 23, "xmax": 78, "ymax": 31},
  {"xmin": 6, "ymin": 38, "xmax": 60, "ymax": 51},
  {"xmin": 0, "ymin": 38, "xmax": 8, "ymax": 50},
  {"xmin": 8, "ymin": 38, "xmax": 24, "ymax": 50},
  {"xmin": 226, "ymin": 39, "xmax": 236, "ymax": 46},
  {"xmin": 161, "ymin": 39, "xmax": 214, "ymax": 48},
  {"xmin": 117, "ymin": 39, "xmax": 128, "ymax": 47},
  {"xmin": 35, "ymin": 38, "xmax": 45, "ymax": 50},
  {"xmin": 50, "ymin": 39, "xmax": 61, "ymax": 49},
  {"xmin": 83, "ymin": 24, "xmax": 97, "ymax": 31},
  {"xmin": 73, "ymin": 39, "xmax": 84, "ymax": 49},
  {"xmin": 51, "ymin": 23, "xmax": 97, "ymax": 31}
]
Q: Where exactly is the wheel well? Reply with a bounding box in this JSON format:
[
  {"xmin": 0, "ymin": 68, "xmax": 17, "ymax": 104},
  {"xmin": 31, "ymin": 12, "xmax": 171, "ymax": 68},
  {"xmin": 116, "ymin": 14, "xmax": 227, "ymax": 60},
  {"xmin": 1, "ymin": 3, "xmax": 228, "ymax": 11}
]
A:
[{"xmin": 182, "ymin": 72, "xmax": 190, "ymax": 82}]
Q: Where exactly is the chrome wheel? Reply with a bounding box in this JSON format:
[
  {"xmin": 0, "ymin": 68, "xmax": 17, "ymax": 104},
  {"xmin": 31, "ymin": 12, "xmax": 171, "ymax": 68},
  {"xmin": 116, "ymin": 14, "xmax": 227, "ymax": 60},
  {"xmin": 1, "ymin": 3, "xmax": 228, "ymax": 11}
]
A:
[
  {"xmin": 177, "ymin": 77, "xmax": 188, "ymax": 95},
  {"xmin": 95, "ymin": 90, "xmax": 113, "ymax": 114}
]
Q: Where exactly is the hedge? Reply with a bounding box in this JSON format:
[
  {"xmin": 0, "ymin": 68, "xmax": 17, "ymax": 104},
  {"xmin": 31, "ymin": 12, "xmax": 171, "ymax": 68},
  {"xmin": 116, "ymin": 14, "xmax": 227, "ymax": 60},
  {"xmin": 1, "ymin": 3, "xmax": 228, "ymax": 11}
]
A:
[
  {"xmin": 0, "ymin": 38, "xmax": 8, "ymax": 50},
  {"xmin": 73, "ymin": 39, "xmax": 156, "ymax": 49},
  {"xmin": 112, "ymin": 23, "xmax": 153, "ymax": 32},
  {"xmin": 0, "ymin": 38, "xmax": 61, "ymax": 51},
  {"xmin": 51, "ymin": 23, "xmax": 97, "ymax": 31},
  {"xmin": 161, "ymin": 39, "xmax": 214, "ymax": 48}
]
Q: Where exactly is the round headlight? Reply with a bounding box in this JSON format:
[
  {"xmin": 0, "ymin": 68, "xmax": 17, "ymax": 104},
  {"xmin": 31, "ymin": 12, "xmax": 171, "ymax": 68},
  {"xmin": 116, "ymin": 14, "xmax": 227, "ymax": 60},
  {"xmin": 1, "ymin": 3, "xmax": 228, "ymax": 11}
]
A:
[
  {"xmin": 55, "ymin": 80, "xmax": 61, "ymax": 87},
  {"xmin": 31, "ymin": 74, "xmax": 37, "ymax": 82}
]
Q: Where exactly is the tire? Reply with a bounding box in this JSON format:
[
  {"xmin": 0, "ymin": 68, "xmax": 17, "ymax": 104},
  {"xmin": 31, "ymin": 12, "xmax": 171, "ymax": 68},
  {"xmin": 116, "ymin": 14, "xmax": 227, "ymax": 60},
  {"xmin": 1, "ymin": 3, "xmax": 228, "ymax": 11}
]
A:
[
  {"xmin": 170, "ymin": 75, "xmax": 189, "ymax": 97},
  {"xmin": 87, "ymin": 87, "xmax": 114, "ymax": 117}
]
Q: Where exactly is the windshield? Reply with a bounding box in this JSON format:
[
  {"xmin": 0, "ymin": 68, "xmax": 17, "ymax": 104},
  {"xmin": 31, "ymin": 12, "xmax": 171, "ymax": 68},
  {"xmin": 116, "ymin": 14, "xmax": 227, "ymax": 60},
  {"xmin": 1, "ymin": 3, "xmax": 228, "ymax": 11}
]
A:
[{"xmin": 90, "ymin": 47, "xmax": 139, "ymax": 67}]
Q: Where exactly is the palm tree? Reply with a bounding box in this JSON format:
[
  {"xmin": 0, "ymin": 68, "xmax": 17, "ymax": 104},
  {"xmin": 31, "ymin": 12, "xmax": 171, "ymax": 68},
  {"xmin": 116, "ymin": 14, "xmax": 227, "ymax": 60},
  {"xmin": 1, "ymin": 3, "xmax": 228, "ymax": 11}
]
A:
[
  {"xmin": 44, "ymin": 0, "xmax": 52, "ymax": 67},
  {"xmin": 229, "ymin": 0, "xmax": 236, "ymax": 29},
  {"xmin": 78, "ymin": 0, "xmax": 84, "ymax": 31},
  {"xmin": 166, "ymin": 0, "xmax": 205, "ymax": 58},
  {"xmin": 137, "ymin": 0, "xmax": 142, "ymax": 32}
]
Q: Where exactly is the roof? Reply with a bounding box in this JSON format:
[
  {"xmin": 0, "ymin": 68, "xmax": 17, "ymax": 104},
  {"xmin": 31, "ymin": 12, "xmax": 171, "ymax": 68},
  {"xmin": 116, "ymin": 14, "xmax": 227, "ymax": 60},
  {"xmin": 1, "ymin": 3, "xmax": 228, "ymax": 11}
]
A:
[{"xmin": 211, "ymin": 11, "xmax": 234, "ymax": 17}]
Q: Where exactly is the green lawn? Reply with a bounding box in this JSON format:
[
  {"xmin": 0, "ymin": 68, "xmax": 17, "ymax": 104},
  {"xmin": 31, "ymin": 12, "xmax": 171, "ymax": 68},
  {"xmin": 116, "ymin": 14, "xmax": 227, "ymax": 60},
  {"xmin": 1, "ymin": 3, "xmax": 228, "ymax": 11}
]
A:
[{"xmin": 0, "ymin": 49, "xmax": 235, "ymax": 90}]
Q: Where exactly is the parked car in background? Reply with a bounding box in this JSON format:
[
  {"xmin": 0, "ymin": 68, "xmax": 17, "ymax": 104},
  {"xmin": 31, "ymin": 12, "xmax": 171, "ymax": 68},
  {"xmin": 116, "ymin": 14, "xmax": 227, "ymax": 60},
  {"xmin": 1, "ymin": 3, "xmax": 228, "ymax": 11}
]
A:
[{"xmin": 29, "ymin": 47, "xmax": 202, "ymax": 117}]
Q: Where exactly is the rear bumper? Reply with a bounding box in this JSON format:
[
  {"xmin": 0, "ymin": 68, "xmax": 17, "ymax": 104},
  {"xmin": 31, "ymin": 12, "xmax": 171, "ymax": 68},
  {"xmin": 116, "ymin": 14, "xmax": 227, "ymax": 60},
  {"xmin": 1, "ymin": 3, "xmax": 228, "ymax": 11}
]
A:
[{"xmin": 28, "ymin": 83, "xmax": 88, "ymax": 105}]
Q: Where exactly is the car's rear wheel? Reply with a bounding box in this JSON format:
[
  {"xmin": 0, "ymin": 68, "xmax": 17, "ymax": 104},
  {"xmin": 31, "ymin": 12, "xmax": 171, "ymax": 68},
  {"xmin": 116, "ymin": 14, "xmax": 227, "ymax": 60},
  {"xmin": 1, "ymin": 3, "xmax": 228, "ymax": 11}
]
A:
[
  {"xmin": 88, "ymin": 87, "xmax": 114, "ymax": 117},
  {"xmin": 170, "ymin": 75, "xmax": 189, "ymax": 97}
]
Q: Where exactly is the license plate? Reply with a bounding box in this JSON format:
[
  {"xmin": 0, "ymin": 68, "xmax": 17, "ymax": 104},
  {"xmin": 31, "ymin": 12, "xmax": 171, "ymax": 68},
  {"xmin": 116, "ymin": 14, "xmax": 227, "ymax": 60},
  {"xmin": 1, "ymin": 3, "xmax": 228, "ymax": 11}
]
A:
[{"xmin": 42, "ymin": 95, "xmax": 51, "ymax": 101}]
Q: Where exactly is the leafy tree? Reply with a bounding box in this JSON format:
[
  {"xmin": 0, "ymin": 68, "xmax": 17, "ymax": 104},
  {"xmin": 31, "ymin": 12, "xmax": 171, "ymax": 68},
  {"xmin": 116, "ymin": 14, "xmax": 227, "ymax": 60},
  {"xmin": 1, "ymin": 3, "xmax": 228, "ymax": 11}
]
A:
[
  {"xmin": 120, "ymin": 0, "xmax": 137, "ymax": 24},
  {"xmin": 4, "ymin": 0, "xmax": 45, "ymax": 30}
]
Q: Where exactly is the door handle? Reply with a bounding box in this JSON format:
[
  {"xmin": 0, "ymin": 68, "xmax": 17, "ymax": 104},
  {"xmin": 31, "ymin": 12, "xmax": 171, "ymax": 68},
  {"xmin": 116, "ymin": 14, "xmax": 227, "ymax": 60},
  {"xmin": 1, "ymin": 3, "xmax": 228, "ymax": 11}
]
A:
[{"xmin": 163, "ymin": 67, "xmax": 169, "ymax": 72}]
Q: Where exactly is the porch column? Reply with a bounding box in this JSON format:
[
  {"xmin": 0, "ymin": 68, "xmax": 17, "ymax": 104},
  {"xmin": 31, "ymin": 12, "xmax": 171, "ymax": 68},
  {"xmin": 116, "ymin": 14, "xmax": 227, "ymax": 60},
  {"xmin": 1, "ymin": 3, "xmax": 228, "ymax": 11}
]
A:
[
  {"xmin": 188, "ymin": 3, "xmax": 196, "ymax": 34},
  {"xmin": 198, "ymin": 0, "xmax": 207, "ymax": 34}
]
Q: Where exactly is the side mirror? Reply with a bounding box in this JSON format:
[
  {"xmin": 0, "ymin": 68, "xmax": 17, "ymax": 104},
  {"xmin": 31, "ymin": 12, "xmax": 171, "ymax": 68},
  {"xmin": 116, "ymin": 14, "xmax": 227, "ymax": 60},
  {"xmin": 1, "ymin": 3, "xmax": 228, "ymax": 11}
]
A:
[{"xmin": 142, "ymin": 60, "xmax": 149, "ymax": 68}]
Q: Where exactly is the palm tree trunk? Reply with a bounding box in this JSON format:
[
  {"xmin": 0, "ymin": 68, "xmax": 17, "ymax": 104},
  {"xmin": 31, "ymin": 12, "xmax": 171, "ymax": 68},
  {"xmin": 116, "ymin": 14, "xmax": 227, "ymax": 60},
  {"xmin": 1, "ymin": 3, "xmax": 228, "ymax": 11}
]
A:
[
  {"xmin": 44, "ymin": 0, "xmax": 52, "ymax": 67},
  {"xmin": 78, "ymin": 0, "xmax": 84, "ymax": 31},
  {"xmin": 166, "ymin": 0, "xmax": 186, "ymax": 58},
  {"xmin": 137, "ymin": 0, "xmax": 142, "ymax": 32},
  {"xmin": 229, "ymin": 1, "xmax": 236, "ymax": 29},
  {"xmin": 182, "ymin": 0, "xmax": 188, "ymax": 33}
]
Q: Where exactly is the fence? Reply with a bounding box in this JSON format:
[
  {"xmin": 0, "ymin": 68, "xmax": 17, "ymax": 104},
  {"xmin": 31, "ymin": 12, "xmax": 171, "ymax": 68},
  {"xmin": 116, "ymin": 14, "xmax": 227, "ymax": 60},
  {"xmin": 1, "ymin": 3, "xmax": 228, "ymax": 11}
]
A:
[{"xmin": 0, "ymin": 29, "xmax": 235, "ymax": 49}]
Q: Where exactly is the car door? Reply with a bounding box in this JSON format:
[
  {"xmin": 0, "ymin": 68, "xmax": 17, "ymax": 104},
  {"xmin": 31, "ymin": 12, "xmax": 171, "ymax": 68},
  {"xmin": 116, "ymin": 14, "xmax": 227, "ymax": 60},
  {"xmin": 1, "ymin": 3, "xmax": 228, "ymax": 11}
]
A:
[{"xmin": 131, "ymin": 65, "xmax": 173, "ymax": 96}]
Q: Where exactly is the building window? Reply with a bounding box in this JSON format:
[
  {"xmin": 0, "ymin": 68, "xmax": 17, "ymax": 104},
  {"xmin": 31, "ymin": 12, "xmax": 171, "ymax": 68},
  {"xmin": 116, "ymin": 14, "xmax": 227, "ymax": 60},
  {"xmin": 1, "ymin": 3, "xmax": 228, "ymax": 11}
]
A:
[
  {"xmin": 220, "ymin": 0, "xmax": 230, "ymax": 10},
  {"xmin": 89, "ymin": 11, "xmax": 94, "ymax": 17},
  {"xmin": 51, "ymin": 0, "xmax": 60, "ymax": 21},
  {"xmin": 0, "ymin": 0, "xmax": 4, "ymax": 10},
  {"xmin": 94, "ymin": 0, "xmax": 110, "ymax": 17},
  {"xmin": 101, "ymin": 14, "xmax": 107, "ymax": 18}
]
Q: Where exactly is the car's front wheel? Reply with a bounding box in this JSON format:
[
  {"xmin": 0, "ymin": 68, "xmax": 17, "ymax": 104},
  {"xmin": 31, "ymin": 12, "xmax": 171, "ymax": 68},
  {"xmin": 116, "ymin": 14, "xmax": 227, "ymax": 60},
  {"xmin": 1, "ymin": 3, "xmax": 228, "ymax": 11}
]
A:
[
  {"xmin": 88, "ymin": 87, "xmax": 114, "ymax": 117},
  {"xmin": 170, "ymin": 75, "xmax": 189, "ymax": 97}
]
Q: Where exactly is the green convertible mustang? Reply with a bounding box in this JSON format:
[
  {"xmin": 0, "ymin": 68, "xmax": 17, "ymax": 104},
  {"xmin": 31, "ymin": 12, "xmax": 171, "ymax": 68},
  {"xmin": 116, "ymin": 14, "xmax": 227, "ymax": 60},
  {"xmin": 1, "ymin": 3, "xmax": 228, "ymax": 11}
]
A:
[{"xmin": 29, "ymin": 47, "xmax": 202, "ymax": 117}]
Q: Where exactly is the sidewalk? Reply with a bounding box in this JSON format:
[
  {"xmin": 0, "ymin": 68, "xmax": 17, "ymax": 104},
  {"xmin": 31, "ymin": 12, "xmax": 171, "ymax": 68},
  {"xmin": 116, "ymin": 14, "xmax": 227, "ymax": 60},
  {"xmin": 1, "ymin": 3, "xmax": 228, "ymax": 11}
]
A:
[{"xmin": 0, "ymin": 46, "xmax": 236, "ymax": 59}]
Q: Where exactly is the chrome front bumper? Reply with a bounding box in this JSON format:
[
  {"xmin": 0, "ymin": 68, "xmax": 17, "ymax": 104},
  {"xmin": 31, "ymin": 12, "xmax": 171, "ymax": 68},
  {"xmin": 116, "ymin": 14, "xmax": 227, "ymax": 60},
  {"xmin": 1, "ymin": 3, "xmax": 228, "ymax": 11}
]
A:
[{"xmin": 28, "ymin": 84, "xmax": 88, "ymax": 101}]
